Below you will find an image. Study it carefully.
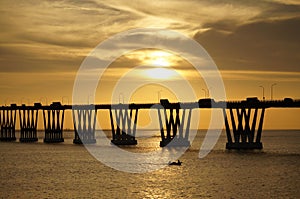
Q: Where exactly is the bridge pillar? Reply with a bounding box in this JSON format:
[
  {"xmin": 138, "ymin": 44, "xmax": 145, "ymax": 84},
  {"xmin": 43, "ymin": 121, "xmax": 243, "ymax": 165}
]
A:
[
  {"xmin": 109, "ymin": 105, "xmax": 138, "ymax": 145},
  {"xmin": 0, "ymin": 104, "xmax": 17, "ymax": 141},
  {"xmin": 72, "ymin": 106, "xmax": 97, "ymax": 144},
  {"xmin": 158, "ymin": 100, "xmax": 192, "ymax": 147},
  {"xmin": 19, "ymin": 103, "xmax": 41, "ymax": 142},
  {"xmin": 223, "ymin": 107, "xmax": 265, "ymax": 149},
  {"xmin": 43, "ymin": 102, "xmax": 65, "ymax": 143}
]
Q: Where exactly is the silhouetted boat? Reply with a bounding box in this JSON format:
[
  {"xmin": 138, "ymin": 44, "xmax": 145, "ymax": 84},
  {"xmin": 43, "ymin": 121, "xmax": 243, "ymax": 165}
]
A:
[{"xmin": 168, "ymin": 160, "xmax": 182, "ymax": 166}]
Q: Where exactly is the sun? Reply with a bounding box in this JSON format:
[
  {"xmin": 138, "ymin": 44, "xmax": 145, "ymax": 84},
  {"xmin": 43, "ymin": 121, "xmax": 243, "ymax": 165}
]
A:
[
  {"xmin": 132, "ymin": 50, "xmax": 180, "ymax": 79},
  {"xmin": 152, "ymin": 57, "xmax": 170, "ymax": 67},
  {"xmin": 144, "ymin": 68, "xmax": 177, "ymax": 79},
  {"xmin": 147, "ymin": 50, "xmax": 173, "ymax": 67},
  {"xmin": 142, "ymin": 50, "xmax": 177, "ymax": 79}
]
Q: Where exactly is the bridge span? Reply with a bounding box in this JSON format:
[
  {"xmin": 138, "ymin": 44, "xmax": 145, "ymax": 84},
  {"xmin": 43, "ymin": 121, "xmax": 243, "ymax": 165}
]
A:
[{"xmin": 0, "ymin": 98, "xmax": 299, "ymax": 149}]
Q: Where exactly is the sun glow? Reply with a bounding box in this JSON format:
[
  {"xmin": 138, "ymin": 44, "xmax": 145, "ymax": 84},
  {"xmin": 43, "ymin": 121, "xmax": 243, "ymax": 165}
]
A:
[
  {"xmin": 142, "ymin": 50, "xmax": 177, "ymax": 79},
  {"xmin": 152, "ymin": 57, "xmax": 170, "ymax": 67},
  {"xmin": 144, "ymin": 68, "xmax": 177, "ymax": 79},
  {"xmin": 147, "ymin": 51, "xmax": 173, "ymax": 67}
]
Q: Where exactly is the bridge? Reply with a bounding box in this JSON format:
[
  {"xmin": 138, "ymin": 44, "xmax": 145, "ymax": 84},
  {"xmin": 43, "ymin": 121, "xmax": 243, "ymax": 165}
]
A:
[{"xmin": 0, "ymin": 98, "xmax": 299, "ymax": 149}]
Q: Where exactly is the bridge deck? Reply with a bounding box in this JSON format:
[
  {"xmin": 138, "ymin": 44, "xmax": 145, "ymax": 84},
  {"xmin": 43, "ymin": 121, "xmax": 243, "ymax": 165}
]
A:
[{"xmin": 1, "ymin": 99, "xmax": 299, "ymax": 110}]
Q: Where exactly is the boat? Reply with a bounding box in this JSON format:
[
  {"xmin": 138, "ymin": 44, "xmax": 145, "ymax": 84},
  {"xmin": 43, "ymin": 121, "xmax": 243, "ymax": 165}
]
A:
[{"xmin": 168, "ymin": 160, "xmax": 182, "ymax": 166}]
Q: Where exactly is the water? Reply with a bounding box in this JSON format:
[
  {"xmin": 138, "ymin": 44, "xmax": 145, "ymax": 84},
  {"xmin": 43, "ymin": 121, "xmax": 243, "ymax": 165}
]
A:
[{"xmin": 0, "ymin": 130, "xmax": 299, "ymax": 198}]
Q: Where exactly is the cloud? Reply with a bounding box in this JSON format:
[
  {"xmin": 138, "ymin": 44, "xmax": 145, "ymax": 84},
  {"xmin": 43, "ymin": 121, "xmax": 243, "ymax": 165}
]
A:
[
  {"xmin": 194, "ymin": 17, "xmax": 300, "ymax": 72},
  {"xmin": 0, "ymin": 0, "xmax": 299, "ymax": 75},
  {"xmin": 221, "ymin": 70, "xmax": 300, "ymax": 82},
  {"xmin": 255, "ymin": 0, "xmax": 300, "ymax": 20}
]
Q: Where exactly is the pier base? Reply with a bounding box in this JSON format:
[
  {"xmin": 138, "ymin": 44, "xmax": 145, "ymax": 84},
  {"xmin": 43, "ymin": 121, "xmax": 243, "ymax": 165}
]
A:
[
  {"xmin": 160, "ymin": 138, "xmax": 190, "ymax": 147},
  {"xmin": 111, "ymin": 140, "xmax": 137, "ymax": 145},
  {"xmin": 73, "ymin": 138, "xmax": 97, "ymax": 144},
  {"xmin": 0, "ymin": 138, "xmax": 16, "ymax": 141},
  {"xmin": 20, "ymin": 138, "xmax": 38, "ymax": 142},
  {"xmin": 19, "ymin": 128, "xmax": 38, "ymax": 142},
  {"xmin": 44, "ymin": 129, "xmax": 64, "ymax": 143},
  {"xmin": 0, "ymin": 128, "xmax": 16, "ymax": 141},
  {"xmin": 44, "ymin": 137, "xmax": 64, "ymax": 143},
  {"xmin": 226, "ymin": 142, "xmax": 263, "ymax": 150},
  {"xmin": 73, "ymin": 129, "xmax": 96, "ymax": 144},
  {"xmin": 111, "ymin": 134, "xmax": 137, "ymax": 145},
  {"xmin": 20, "ymin": 137, "xmax": 38, "ymax": 142}
]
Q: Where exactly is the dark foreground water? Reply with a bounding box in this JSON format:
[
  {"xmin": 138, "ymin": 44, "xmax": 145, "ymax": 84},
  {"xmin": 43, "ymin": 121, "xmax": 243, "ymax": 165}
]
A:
[{"xmin": 0, "ymin": 130, "xmax": 299, "ymax": 198}]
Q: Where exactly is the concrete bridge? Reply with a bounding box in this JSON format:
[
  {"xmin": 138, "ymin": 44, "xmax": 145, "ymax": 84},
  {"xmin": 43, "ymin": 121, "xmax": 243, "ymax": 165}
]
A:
[{"xmin": 0, "ymin": 98, "xmax": 299, "ymax": 149}]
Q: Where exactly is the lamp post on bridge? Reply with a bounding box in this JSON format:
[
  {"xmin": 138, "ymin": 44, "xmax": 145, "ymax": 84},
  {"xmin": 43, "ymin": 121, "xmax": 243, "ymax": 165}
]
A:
[
  {"xmin": 88, "ymin": 94, "xmax": 94, "ymax": 104},
  {"xmin": 119, "ymin": 93, "xmax": 124, "ymax": 104},
  {"xmin": 4, "ymin": 98, "xmax": 9, "ymax": 106},
  {"xmin": 259, "ymin": 86, "xmax": 265, "ymax": 101},
  {"xmin": 39, "ymin": 97, "xmax": 48, "ymax": 105},
  {"xmin": 62, "ymin": 96, "xmax": 69, "ymax": 105},
  {"xmin": 5, "ymin": 98, "xmax": 15, "ymax": 106},
  {"xmin": 208, "ymin": 87, "xmax": 212, "ymax": 97},
  {"xmin": 271, "ymin": 83, "xmax": 277, "ymax": 100},
  {"xmin": 20, "ymin": 97, "xmax": 30, "ymax": 105},
  {"xmin": 202, "ymin": 89, "xmax": 207, "ymax": 98},
  {"xmin": 157, "ymin": 90, "xmax": 162, "ymax": 103}
]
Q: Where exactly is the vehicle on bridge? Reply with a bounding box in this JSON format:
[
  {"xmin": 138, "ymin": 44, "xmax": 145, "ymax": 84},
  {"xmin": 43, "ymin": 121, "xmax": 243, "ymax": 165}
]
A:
[{"xmin": 198, "ymin": 98, "xmax": 215, "ymax": 107}]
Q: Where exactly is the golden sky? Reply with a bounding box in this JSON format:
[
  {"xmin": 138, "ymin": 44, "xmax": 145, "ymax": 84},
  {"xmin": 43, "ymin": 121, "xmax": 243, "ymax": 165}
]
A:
[{"xmin": 0, "ymin": 0, "xmax": 299, "ymax": 129}]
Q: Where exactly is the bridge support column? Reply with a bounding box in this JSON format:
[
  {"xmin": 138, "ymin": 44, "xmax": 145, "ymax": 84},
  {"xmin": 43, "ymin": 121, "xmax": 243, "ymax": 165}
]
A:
[
  {"xmin": 109, "ymin": 106, "xmax": 138, "ymax": 145},
  {"xmin": 223, "ymin": 107, "xmax": 265, "ymax": 149},
  {"xmin": 19, "ymin": 103, "xmax": 41, "ymax": 142},
  {"xmin": 72, "ymin": 106, "xmax": 97, "ymax": 144},
  {"xmin": 158, "ymin": 107, "xmax": 192, "ymax": 147},
  {"xmin": 43, "ymin": 102, "xmax": 64, "ymax": 143},
  {"xmin": 0, "ymin": 104, "xmax": 17, "ymax": 141}
]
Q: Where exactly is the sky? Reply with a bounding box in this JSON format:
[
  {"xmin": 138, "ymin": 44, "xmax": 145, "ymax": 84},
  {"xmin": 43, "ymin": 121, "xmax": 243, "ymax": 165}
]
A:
[{"xmin": 0, "ymin": 0, "xmax": 299, "ymax": 129}]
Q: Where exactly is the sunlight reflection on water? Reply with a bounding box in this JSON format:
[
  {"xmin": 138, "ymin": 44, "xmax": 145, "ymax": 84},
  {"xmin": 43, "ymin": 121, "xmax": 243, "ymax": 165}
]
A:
[{"xmin": 0, "ymin": 130, "xmax": 299, "ymax": 198}]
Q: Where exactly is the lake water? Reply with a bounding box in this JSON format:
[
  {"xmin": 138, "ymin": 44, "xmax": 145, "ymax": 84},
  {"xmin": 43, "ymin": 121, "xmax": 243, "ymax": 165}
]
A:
[{"xmin": 0, "ymin": 130, "xmax": 299, "ymax": 198}]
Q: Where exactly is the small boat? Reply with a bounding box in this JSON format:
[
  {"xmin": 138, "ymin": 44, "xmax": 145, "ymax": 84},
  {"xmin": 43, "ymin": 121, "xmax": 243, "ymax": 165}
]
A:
[{"xmin": 168, "ymin": 160, "xmax": 182, "ymax": 166}]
